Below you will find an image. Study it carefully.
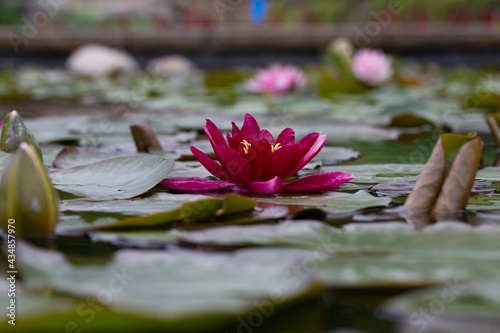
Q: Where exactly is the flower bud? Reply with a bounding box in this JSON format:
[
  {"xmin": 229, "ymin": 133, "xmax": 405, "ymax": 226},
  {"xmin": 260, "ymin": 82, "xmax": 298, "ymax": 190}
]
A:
[
  {"xmin": 1, "ymin": 110, "xmax": 43, "ymax": 162},
  {"xmin": 0, "ymin": 143, "xmax": 58, "ymax": 236},
  {"xmin": 327, "ymin": 37, "xmax": 355, "ymax": 81}
]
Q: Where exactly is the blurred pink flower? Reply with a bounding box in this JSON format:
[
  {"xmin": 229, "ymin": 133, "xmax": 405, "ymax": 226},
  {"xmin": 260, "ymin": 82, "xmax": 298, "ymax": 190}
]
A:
[
  {"xmin": 351, "ymin": 49, "xmax": 392, "ymax": 85},
  {"xmin": 246, "ymin": 65, "xmax": 307, "ymax": 95}
]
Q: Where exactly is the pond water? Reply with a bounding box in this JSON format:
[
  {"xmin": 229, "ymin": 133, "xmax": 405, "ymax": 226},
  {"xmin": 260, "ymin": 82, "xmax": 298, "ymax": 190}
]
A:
[{"xmin": 1, "ymin": 58, "xmax": 500, "ymax": 333}]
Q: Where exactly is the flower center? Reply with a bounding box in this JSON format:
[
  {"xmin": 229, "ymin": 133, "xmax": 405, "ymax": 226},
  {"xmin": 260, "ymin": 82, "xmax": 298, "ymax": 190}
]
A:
[
  {"xmin": 240, "ymin": 140, "xmax": 282, "ymax": 154},
  {"xmin": 241, "ymin": 140, "xmax": 252, "ymax": 154},
  {"xmin": 271, "ymin": 143, "xmax": 282, "ymax": 153}
]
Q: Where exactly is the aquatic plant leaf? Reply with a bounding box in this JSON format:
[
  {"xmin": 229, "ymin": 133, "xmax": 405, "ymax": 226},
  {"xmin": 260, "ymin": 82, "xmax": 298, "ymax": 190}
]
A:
[{"xmin": 50, "ymin": 155, "xmax": 174, "ymax": 200}]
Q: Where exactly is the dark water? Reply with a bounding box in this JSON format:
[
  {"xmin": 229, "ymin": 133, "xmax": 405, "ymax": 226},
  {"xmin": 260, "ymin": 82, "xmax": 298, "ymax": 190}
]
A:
[{"xmin": 3, "ymin": 49, "xmax": 500, "ymax": 70}]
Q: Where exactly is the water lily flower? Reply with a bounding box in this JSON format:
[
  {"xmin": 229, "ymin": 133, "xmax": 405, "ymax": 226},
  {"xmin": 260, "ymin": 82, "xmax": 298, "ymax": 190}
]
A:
[
  {"xmin": 351, "ymin": 49, "xmax": 392, "ymax": 86},
  {"xmin": 161, "ymin": 114, "xmax": 353, "ymax": 194},
  {"xmin": 245, "ymin": 65, "xmax": 307, "ymax": 95}
]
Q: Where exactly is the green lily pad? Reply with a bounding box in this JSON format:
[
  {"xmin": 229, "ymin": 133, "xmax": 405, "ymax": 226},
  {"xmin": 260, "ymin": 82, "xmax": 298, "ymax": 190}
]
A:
[
  {"xmin": 383, "ymin": 283, "xmax": 500, "ymax": 333},
  {"xmin": 255, "ymin": 190, "xmax": 392, "ymax": 214},
  {"xmin": 50, "ymin": 155, "xmax": 175, "ymax": 200},
  {"xmin": 173, "ymin": 221, "xmax": 500, "ymax": 286},
  {"xmin": 321, "ymin": 164, "xmax": 424, "ymax": 183},
  {"xmin": 13, "ymin": 242, "xmax": 316, "ymax": 329}
]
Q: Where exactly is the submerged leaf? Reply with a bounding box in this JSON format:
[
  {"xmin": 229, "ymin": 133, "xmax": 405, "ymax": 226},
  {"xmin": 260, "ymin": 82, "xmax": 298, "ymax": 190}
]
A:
[
  {"xmin": 220, "ymin": 194, "xmax": 257, "ymax": 215},
  {"xmin": 85, "ymin": 194, "xmax": 258, "ymax": 231},
  {"xmin": 387, "ymin": 113, "xmax": 435, "ymax": 128}
]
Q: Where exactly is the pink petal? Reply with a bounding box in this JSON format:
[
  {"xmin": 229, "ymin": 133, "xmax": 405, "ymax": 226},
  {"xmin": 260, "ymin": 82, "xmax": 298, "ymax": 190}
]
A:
[
  {"xmin": 281, "ymin": 172, "xmax": 354, "ymax": 192},
  {"xmin": 231, "ymin": 121, "xmax": 243, "ymax": 141},
  {"xmin": 213, "ymin": 145, "xmax": 256, "ymax": 184},
  {"xmin": 290, "ymin": 134, "xmax": 327, "ymax": 176},
  {"xmin": 282, "ymin": 133, "xmax": 320, "ymax": 179},
  {"xmin": 241, "ymin": 113, "xmax": 260, "ymax": 142},
  {"xmin": 276, "ymin": 128, "xmax": 295, "ymax": 146},
  {"xmin": 249, "ymin": 176, "xmax": 282, "ymax": 194},
  {"xmin": 262, "ymin": 144, "xmax": 295, "ymax": 181},
  {"xmin": 161, "ymin": 177, "xmax": 235, "ymax": 191},
  {"xmin": 227, "ymin": 135, "xmax": 243, "ymax": 152},
  {"xmin": 258, "ymin": 129, "xmax": 275, "ymax": 144},
  {"xmin": 204, "ymin": 119, "xmax": 228, "ymax": 148},
  {"xmin": 246, "ymin": 138, "xmax": 273, "ymax": 180},
  {"xmin": 191, "ymin": 146, "xmax": 231, "ymax": 181}
]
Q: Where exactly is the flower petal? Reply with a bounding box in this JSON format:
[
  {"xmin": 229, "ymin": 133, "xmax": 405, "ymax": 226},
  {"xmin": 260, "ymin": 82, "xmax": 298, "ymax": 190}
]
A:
[
  {"xmin": 213, "ymin": 145, "xmax": 256, "ymax": 184},
  {"xmin": 246, "ymin": 138, "xmax": 273, "ymax": 180},
  {"xmin": 191, "ymin": 146, "xmax": 231, "ymax": 181},
  {"xmin": 226, "ymin": 135, "xmax": 243, "ymax": 152},
  {"xmin": 262, "ymin": 143, "xmax": 294, "ymax": 181},
  {"xmin": 282, "ymin": 133, "xmax": 320, "ymax": 179},
  {"xmin": 281, "ymin": 172, "xmax": 354, "ymax": 192},
  {"xmin": 241, "ymin": 113, "xmax": 260, "ymax": 142},
  {"xmin": 160, "ymin": 177, "xmax": 235, "ymax": 191},
  {"xmin": 276, "ymin": 128, "xmax": 295, "ymax": 146},
  {"xmin": 231, "ymin": 121, "xmax": 243, "ymax": 141},
  {"xmin": 258, "ymin": 129, "xmax": 275, "ymax": 144},
  {"xmin": 204, "ymin": 119, "xmax": 228, "ymax": 148},
  {"xmin": 249, "ymin": 176, "xmax": 282, "ymax": 194},
  {"xmin": 291, "ymin": 134, "xmax": 327, "ymax": 175}
]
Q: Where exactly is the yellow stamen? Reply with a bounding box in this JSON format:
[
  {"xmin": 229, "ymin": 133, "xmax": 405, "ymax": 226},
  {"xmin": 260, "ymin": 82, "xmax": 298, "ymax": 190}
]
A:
[
  {"xmin": 241, "ymin": 140, "xmax": 281, "ymax": 154},
  {"xmin": 271, "ymin": 143, "xmax": 282, "ymax": 153},
  {"xmin": 241, "ymin": 140, "xmax": 252, "ymax": 154}
]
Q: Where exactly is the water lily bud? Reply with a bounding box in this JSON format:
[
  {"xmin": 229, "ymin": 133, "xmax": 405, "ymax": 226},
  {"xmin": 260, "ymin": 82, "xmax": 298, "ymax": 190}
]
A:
[
  {"xmin": 328, "ymin": 37, "xmax": 354, "ymax": 60},
  {"xmin": 0, "ymin": 143, "xmax": 58, "ymax": 236},
  {"xmin": 351, "ymin": 49, "xmax": 393, "ymax": 86},
  {"xmin": 130, "ymin": 123, "xmax": 163, "ymax": 153},
  {"xmin": 327, "ymin": 38, "xmax": 355, "ymax": 81},
  {"xmin": 1, "ymin": 110, "xmax": 43, "ymax": 162}
]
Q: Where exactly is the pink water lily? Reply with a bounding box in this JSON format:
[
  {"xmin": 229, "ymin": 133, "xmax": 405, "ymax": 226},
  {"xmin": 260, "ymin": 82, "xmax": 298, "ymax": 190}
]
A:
[
  {"xmin": 351, "ymin": 49, "xmax": 392, "ymax": 86},
  {"xmin": 245, "ymin": 65, "xmax": 307, "ymax": 95},
  {"xmin": 161, "ymin": 114, "xmax": 353, "ymax": 194}
]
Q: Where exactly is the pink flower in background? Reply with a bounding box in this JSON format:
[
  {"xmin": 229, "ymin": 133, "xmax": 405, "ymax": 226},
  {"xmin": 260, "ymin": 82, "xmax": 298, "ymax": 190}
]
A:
[
  {"xmin": 161, "ymin": 114, "xmax": 353, "ymax": 195},
  {"xmin": 245, "ymin": 65, "xmax": 307, "ymax": 95},
  {"xmin": 351, "ymin": 49, "xmax": 392, "ymax": 85}
]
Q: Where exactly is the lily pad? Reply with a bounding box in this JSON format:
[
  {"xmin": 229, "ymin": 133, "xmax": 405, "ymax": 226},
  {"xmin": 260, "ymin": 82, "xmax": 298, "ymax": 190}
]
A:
[
  {"xmin": 173, "ymin": 221, "xmax": 500, "ymax": 287},
  {"xmin": 383, "ymin": 283, "xmax": 500, "ymax": 333},
  {"xmin": 50, "ymin": 155, "xmax": 175, "ymax": 200},
  {"xmin": 255, "ymin": 190, "xmax": 392, "ymax": 214},
  {"xmin": 13, "ymin": 242, "xmax": 316, "ymax": 328}
]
